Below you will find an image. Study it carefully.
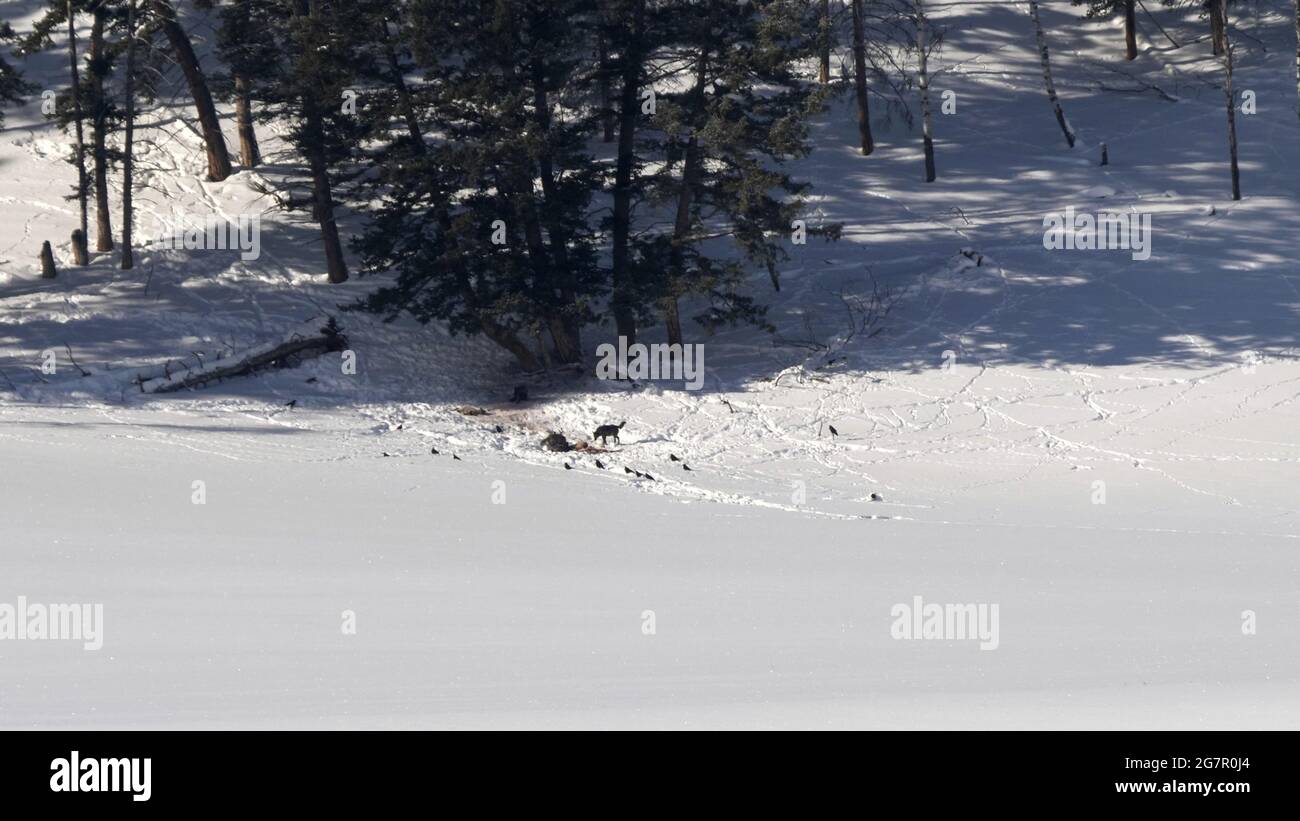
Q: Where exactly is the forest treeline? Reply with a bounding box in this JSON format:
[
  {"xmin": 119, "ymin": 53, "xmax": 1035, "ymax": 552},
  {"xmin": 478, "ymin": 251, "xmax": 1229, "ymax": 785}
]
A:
[{"xmin": 0, "ymin": 1, "xmax": 1292, "ymax": 369}]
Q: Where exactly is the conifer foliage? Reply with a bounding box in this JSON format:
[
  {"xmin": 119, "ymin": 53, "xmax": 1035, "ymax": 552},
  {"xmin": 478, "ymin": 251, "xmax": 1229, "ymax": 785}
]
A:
[{"xmin": 353, "ymin": 0, "xmax": 835, "ymax": 369}]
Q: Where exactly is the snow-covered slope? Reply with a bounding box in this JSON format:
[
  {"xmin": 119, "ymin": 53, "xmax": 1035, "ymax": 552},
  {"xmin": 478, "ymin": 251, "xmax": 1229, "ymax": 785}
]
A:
[{"xmin": 0, "ymin": 2, "xmax": 1297, "ymax": 728}]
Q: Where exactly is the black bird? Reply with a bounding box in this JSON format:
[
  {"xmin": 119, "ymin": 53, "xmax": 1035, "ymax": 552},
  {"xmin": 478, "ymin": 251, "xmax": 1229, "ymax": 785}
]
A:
[
  {"xmin": 382, "ymin": 452, "xmax": 392, "ymax": 457},
  {"xmin": 828, "ymin": 424, "xmax": 839, "ymax": 437},
  {"xmin": 285, "ymin": 399, "xmax": 297, "ymax": 409},
  {"xmin": 397, "ymin": 423, "xmax": 404, "ymax": 430},
  {"xmin": 870, "ymin": 492, "xmax": 883, "ymax": 502},
  {"xmin": 624, "ymin": 467, "xmax": 634, "ymax": 475},
  {"xmin": 431, "ymin": 447, "xmax": 439, "ymax": 455},
  {"xmin": 452, "ymin": 454, "xmax": 462, "ymax": 461},
  {"xmin": 305, "ymin": 377, "xmax": 317, "ymax": 384},
  {"xmin": 493, "ymin": 424, "xmax": 504, "ymax": 434},
  {"xmin": 682, "ymin": 464, "xmax": 691, "ymax": 471},
  {"xmin": 669, "ymin": 454, "xmax": 681, "ymax": 462},
  {"xmin": 595, "ymin": 459, "xmax": 606, "ymax": 470},
  {"xmin": 634, "ymin": 470, "xmax": 645, "ymax": 479},
  {"xmin": 564, "ymin": 463, "xmax": 573, "ymax": 470},
  {"xmin": 643, "ymin": 472, "xmax": 655, "ymax": 481}
]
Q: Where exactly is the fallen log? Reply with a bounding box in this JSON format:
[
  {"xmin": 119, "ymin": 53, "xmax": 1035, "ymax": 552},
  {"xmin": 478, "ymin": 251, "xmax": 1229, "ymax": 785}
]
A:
[{"xmin": 142, "ymin": 318, "xmax": 347, "ymax": 394}]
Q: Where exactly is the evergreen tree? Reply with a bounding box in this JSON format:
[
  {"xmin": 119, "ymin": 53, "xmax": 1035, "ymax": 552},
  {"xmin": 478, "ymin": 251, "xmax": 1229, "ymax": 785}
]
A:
[
  {"xmin": 211, "ymin": 0, "xmax": 265, "ymax": 168},
  {"xmin": 218, "ymin": 0, "xmax": 367, "ymax": 283},
  {"xmin": 121, "ymin": 0, "xmax": 138, "ymax": 269},
  {"xmin": 149, "ymin": 0, "xmax": 233, "ymax": 180},
  {"xmin": 20, "ymin": 1, "xmax": 97, "ymax": 262},
  {"xmin": 354, "ymin": 0, "xmax": 604, "ymax": 368},
  {"xmin": 0, "ymin": 23, "xmax": 35, "ymax": 127},
  {"xmin": 641, "ymin": 0, "xmax": 837, "ymax": 344},
  {"xmin": 1072, "ymin": 0, "xmax": 1138, "ymax": 60}
]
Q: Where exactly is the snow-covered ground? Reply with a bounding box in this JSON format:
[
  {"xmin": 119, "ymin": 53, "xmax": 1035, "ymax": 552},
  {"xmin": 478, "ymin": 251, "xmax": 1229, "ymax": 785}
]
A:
[{"xmin": 1, "ymin": 2, "xmax": 1297, "ymax": 728}]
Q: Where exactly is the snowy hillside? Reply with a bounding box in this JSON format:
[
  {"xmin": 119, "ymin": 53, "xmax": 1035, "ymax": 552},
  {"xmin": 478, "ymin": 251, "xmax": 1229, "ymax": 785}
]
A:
[{"xmin": 0, "ymin": 0, "xmax": 1297, "ymax": 729}]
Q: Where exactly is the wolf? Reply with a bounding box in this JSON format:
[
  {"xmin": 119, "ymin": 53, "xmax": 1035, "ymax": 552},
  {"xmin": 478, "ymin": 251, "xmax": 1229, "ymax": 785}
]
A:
[{"xmin": 593, "ymin": 421, "xmax": 626, "ymax": 446}]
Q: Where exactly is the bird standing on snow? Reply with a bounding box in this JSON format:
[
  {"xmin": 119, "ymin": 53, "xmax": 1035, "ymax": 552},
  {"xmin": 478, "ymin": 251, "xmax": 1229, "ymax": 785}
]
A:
[
  {"xmin": 431, "ymin": 447, "xmax": 439, "ymax": 455},
  {"xmin": 828, "ymin": 424, "xmax": 839, "ymax": 437},
  {"xmin": 595, "ymin": 459, "xmax": 606, "ymax": 469},
  {"xmin": 452, "ymin": 454, "xmax": 462, "ymax": 461},
  {"xmin": 682, "ymin": 464, "xmax": 691, "ymax": 471},
  {"xmin": 285, "ymin": 399, "xmax": 297, "ymax": 409},
  {"xmin": 870, "ymin": 492, "xmax": 883, "ymax": 502},
  {"xmin": 669, "ymin": 454, "xmax": 680, "ymax": 462},
  {"xmin": 564, "ymin": 463, "xmax": 573, "ymax": 470}
]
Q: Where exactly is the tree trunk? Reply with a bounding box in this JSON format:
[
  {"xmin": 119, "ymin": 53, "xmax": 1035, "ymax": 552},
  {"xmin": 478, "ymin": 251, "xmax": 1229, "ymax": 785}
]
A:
[
  {"xmin": 917, "ymin": 1, "xmax": 935, "ymax": 182},
  {"xmin": 233, "ymin": 74, "xmax": 260, "ymax": 167},
  {"xmin": 292, "ymin": 0, "xmax": 348, "ymax": 283},
  {"xmin": 380, "ymin": 20, "xmax": 424, "ymax": 152},
  {"xmin": 850, "ymin": 0, "xmax": 874, "ymax": 155},
  {"xmin": 1124, "ymin": 0, "xmax": 1137, "ymax": 61},
  {"xmin": 122, "ymin": 0, "xmax": 138, "ymax": 270},
  {"xmin": 66, "ymin": 1, "xmax": 89, "ymax": 258},
  {"xmin": 528, "ymin": 36, "xmax": 581, "ymax": 364},
  {"xmin": 818, "ymin": 0, "xmax": 831, "ymax": 84},
  {"xmin": 1221, "ymin": 2, "xmax": 1241, "ymax": 201},
  {"xmin": 438, "ymin": 212, "xmax": 542, "ymax": 371},
  {"xmin": 610, "ymin": 0, "xmax": 647, "ymax": 345},
  {"xmin": 662, "ymin": 137, "xmax": 696, "ymax": 348},
  {"xmin": 597, "ymin": 15, "xmax": 616, "ymax": 143},
  {"xmin": 664, "ymin": 46, "xmax": 708, "ymax": 348},
  {"xmin": 151, "ymin": 0, "xmax": 233, "ymax": 181},
  {"xmin": 305, "ymin": 136, "xmax": 348, "ymax": 283},
  {"xmin": 90, "ymin": 8, "xmax": 113, "ymax": 252},
  {"xmin": 1029, "ymin": 0, "xmax": 1075, "ymax": 148},
  {"xmin": 40, "ymin": 240, "xmax": 57, "ymax": 278},
  {"xmin": 1209, "ymin": 0, "xmax": 1226, "ymax": 57},
  {"xmin": 71, "ymin": 229, "xmax": 87, "ymax": 265}
]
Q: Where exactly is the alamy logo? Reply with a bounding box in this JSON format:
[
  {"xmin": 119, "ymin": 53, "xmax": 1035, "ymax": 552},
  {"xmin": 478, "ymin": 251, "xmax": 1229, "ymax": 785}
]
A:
[
  {"xmin": 150, "ymin": 214, "xmax": 261, "ymax": 261},
  {"xmin": 50, "ymin": 751, "xmax": 151, "ymax": 802},
  {"xmin": 0, "ymin": 596, "xmax": 103, "ymax": 650},
  {"xmin": 890, "ymin": 595, "xmax": 999, "ymax": 651},
  {"xmin": 1042, "ymin": 207, "xmax": 1152, "ymax": 260},
  {"xmin": 595, "ymin": 337, "xmax": 705, "ymax": 390}
]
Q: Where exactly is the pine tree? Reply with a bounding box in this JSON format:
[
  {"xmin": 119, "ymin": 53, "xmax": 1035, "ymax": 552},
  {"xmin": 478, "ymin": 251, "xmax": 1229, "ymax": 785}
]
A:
[
  {"xmin": 850, "ymin": 0, "xmax": 874, "ymax": 154},
  {"xmin": 0, "ymin": 23, "xmax": 35, "ymax": 127},
  {"xmin": 818, "ymin": 0, "xmax": 832, "ymax": 84},
  {"xmin": 87, "ymin": 0, "xmax": 115, "ymax": 252},
  {"xmin": 213, "ymin": 0, "xmax": 264, "ymax": 168},
  {"xmin": 218, "ymin": 0, "xmax": 365, "ymax": 284},
  {"xmin": 1072, "ymin": 0, "xmax": 1138, "ymax": 61},
  {"xmin": 121, "ymin": 0, "xmax": 137, "ymax": 269},
  {"xmin": 149, "ymin": 0, "xmax": 232, "ymax": 181},
  {"xmin": 21, "ymin": 1, "xmax": 93, "ymax": 262},
  {"xmin": 608, "ymin": 0, "xmax": 650, "ymax": 345},
  {"xmin": 1208, "ymin": 0, "xmax": 1227, "ymax": 56},
  {"xmin": 354, "ymin": 0, "xmax": 604, "ymax": 368},
  {"xmin": 642, "ymin": 0, "xmax": 836, "ymax": 343}
]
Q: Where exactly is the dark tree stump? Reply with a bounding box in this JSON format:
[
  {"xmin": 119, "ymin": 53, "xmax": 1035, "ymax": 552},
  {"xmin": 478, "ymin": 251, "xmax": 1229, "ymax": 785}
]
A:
[{"xmin": 40, "ymin": 241, "xmax": 57, "ymax": 279}]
